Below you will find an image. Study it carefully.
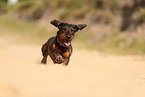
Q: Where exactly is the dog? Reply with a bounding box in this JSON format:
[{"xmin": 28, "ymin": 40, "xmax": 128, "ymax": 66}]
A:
[{"xmin": 41, "ymin": 19, "xmax": 87, "ymax": 65}]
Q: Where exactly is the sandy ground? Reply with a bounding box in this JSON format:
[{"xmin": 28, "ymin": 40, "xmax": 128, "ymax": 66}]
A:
[{"xmin": 0, "ymin": 38, "xmax": 145, "ymax": 97}]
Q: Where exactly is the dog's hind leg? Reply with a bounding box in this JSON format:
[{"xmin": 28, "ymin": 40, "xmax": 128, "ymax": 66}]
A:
[
  {"xmin": 41, "ymin": 42, "xmax": 49, "ymax": 64},
  {"xmin": 41, "ymin": 50, "xmax": 48, "ymax": 64},
  {"xmin": 41, "ymin": 55, "xmax": 48, "ymax": 64}
]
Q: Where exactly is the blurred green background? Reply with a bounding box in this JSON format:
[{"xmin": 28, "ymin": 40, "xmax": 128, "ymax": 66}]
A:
[{"xmin": 0, "ymin": 0, "xmax": 145, "ymax": 54}]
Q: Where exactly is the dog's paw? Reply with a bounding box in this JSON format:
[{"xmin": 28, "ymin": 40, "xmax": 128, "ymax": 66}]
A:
[{"xmin": 55, "ymin": 55, "xmax": 64, "ymax": 64}]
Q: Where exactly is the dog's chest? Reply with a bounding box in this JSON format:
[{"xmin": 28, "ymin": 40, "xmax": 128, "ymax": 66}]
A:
[{"xmin": 53, "ymin": 43, "xmax": 69, "ymax": 54}]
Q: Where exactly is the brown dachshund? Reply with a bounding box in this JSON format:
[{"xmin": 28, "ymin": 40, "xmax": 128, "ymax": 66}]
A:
[{"xmin": 41, "ymin": 20, "xmax": 87, "ymax": 65}]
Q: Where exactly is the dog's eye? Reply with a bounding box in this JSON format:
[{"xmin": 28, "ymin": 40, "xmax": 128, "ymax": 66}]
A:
[
  {"xmin": 71, "ymin": 29, "xmax": 74, "ymax": 32},
  {"xmin": 62, "ymin": 28, "xmax": 66, "ymax": 31},
  {"xmin": 60, "ymin": 31, "xmax": 65, "ymax": 34}
]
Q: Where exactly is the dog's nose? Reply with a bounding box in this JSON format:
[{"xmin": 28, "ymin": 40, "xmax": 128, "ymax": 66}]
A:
[{"xmin": 66, "ymin": 32, "xmax": 71, "ymax": 38}]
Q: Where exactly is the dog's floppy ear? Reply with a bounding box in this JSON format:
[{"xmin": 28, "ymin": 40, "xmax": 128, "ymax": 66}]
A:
[
  {"xmin": 74, "ymin": 24, "xmax": 87, "ymax": 32},
  {"xmin": 51, "ymin": 19, "xmax": 62, "ymax": 28}
]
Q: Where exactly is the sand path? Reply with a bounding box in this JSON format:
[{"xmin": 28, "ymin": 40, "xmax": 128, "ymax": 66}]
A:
[{"xmin": 0, "ymin": 38, "xmax": 145, "ymax": 97}]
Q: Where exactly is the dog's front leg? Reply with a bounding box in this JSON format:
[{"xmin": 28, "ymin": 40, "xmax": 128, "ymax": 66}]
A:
[
  {"xmin": 50, "ymin": 50, "xmax": 64, "ymax": 64},
  {"xmin": 62, "ymin": 51, "xmax": 71, "ymax": 65},
  {"xmin": 63, "ymin": 57, "xmax": 70, "ymax": 65}
]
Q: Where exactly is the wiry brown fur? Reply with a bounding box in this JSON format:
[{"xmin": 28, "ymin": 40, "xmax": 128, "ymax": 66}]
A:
[{"xmin": 41, "ymin": 20, "xmax": 87, "ymax": 65}]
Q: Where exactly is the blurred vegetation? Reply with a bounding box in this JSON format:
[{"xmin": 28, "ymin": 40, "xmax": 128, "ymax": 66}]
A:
[
  {"xmin": 0, "ymin": 0, "xmax": 145, "ymax": 54},
  {"xmin": 0, "ymin": 16, "xmax": 54, "ymax": 44}
]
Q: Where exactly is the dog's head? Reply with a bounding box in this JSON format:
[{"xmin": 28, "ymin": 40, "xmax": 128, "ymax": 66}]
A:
[{"xmin": 51, "ymin": 19, "xmax": 87, "ymax": 47}]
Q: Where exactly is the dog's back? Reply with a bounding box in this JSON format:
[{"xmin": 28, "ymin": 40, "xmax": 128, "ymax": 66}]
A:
[{"xmin": 41, "ymin": 37, "xmax": 55, "ymax": 57}]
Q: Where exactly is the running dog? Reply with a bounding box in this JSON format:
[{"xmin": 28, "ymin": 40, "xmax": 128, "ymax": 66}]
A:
[{"xmin": 41, "ymin": 20, "xmax": 87, "ymax": 65}]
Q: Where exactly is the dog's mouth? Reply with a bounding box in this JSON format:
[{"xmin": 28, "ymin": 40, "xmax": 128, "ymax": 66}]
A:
[
  {"xmin": 57, "ymin": 36, "xmax": 71, "ymax": 47},
  {"xmin": 64, "ymin": 41, "xmax": 70, "ymax": 46}
]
